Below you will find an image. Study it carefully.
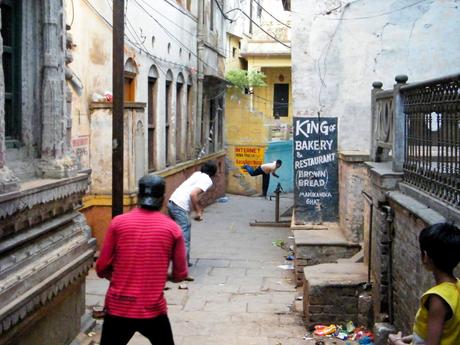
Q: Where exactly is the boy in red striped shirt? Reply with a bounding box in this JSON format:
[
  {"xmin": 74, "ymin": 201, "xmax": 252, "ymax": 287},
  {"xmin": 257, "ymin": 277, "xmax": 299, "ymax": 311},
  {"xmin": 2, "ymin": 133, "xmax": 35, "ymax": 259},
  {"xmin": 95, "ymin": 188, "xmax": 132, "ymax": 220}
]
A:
[{"xmin": 96, "ymin": 175, "xmax": 188, "ymax": 345}]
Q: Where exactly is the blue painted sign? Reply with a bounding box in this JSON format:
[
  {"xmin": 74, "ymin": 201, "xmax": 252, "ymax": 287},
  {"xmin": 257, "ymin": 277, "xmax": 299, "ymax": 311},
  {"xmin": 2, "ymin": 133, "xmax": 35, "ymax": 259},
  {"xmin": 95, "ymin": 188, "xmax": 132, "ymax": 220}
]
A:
[{"xmin": 293, "ymin": 117, "xmax": 338, "ymax": 223}]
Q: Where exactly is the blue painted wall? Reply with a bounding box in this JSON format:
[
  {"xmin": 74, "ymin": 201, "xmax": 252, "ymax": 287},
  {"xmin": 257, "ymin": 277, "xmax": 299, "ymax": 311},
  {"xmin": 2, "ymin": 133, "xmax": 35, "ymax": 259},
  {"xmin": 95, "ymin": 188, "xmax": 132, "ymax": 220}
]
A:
[{"xmin": 264, "ymin": 140, "xmax": 293, "ymax": 195}]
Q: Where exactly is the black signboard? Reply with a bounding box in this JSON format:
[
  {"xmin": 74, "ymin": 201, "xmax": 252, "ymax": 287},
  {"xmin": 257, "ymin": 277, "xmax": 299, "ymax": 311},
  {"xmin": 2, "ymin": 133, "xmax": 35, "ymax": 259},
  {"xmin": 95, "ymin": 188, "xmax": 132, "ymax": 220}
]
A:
[{"xmin": 293, "ymin": 117, "xmax": 338, "ymax": 223}]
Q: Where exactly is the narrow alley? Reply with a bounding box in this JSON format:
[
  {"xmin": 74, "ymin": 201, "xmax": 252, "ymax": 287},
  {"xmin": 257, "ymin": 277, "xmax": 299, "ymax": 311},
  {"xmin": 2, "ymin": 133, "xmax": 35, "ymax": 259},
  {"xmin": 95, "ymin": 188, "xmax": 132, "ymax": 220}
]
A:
[{"xmin": 85, "ymin": 195, "xmax": 339, "ymax": 345}]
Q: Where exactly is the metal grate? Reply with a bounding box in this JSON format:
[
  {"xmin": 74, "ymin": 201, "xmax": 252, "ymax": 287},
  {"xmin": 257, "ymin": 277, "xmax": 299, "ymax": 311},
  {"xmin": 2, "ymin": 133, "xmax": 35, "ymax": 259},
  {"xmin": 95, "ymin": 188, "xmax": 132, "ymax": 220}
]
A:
[{"xmin": 401, "ymin": 75, "xmax": 460, "ymax": 208}]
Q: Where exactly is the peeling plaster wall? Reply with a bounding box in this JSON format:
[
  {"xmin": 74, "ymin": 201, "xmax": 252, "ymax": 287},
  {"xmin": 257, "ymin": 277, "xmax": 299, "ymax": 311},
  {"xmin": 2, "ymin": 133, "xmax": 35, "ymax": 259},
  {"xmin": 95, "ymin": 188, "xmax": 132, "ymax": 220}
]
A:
[
  {"xmin": 68, "ymin": 0, "xmax": 198, "ymax": 170},
  {"xmin": 291, "ymin": 0, "xmax": 460, "ymax": 152}
]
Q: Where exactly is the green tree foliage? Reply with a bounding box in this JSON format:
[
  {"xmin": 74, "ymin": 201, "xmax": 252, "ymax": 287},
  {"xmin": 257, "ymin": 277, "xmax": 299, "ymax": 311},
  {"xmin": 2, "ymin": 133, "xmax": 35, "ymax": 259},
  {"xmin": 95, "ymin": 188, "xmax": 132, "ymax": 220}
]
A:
[{"xmin": 225, "ymin": 70, "xmax": 267, "ymax": 91}]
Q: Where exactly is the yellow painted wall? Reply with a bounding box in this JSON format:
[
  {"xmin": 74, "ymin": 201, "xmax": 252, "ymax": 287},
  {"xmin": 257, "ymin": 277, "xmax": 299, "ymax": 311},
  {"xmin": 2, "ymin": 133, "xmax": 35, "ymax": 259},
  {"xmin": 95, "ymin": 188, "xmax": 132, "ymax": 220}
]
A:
[{"xmin": 225, "ymin": 48, "xmax": 292, "ymax": 195}]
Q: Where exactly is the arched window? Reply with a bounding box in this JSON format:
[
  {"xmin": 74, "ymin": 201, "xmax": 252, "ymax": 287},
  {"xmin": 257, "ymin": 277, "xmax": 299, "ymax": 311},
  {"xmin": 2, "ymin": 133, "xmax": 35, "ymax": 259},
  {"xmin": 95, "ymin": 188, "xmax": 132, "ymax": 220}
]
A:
[
  {"xmin": 186, "ymin": 75, "xmax": 193, "ymax": 159},
  {"xmin": 148, "ymin": 65, "xmax": 159, "ymax": 171},
  {"xmin": 165, "ymin": 70, "xmax": 173, "ymax": 166},
  {"xmin": 124, "ymin": 58, "xmax": 138, "ymax": 101},
  {"xmin": 176, "ymin": 73, "xmax": 185, "ymax": 162},
  {"xmin": 2, "ymin": 0, "xmax": 22, "ymax": 141}
]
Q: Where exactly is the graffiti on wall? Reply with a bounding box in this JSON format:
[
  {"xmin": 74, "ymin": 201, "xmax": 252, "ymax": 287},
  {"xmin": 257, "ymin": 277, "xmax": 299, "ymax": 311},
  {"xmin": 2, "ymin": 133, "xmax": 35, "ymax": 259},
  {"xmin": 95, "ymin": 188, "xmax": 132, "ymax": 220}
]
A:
[{"xmin": 71, "ymin": 136, "xmax": 89, "ymax": 170}]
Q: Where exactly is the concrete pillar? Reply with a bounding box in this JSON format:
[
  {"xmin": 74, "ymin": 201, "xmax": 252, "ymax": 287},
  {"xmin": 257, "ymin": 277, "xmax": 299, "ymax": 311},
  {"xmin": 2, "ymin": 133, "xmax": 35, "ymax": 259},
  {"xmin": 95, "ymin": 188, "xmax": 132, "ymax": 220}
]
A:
[
  {"xmin": 370, "ymin": 81, "xmax": 383, "ymax": 161},
  {"xmin": 392, "ymin": 75, "xmax": 408, "ymax": 172},
  {"xmin": 35, "ymin": 0, "xmax": 77, "ymax": 178}
]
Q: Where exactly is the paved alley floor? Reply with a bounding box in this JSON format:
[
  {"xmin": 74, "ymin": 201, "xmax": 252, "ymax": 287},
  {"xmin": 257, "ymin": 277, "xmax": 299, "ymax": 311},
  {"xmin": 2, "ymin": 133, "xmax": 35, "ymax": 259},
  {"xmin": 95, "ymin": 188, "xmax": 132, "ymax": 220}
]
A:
[{"xmin": 85, "ymin": 194, "xmax": 342, "ymax": 345}]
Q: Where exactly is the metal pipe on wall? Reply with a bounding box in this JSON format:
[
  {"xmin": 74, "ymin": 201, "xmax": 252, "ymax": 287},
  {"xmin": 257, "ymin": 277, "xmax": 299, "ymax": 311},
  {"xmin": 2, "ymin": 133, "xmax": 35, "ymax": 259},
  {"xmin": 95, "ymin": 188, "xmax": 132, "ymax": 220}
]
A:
[
  {"xmin": 362, "ymin": 191, "xmax": 373, "ymax": 286},
  {"xmin": 382, "ymin": 205, "xmax": 395, "ymax": 324},
  {"xmin": 112, "ymin": 1, "xmax": 125, "ymax": 217}
]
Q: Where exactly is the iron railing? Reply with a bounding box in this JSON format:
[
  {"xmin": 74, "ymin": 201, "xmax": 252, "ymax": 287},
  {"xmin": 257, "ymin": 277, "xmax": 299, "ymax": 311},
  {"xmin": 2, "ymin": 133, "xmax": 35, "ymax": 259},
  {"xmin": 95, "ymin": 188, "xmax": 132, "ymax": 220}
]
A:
[
  {"xmin": 401, "ymin": 74, "xmax": 459, "ymax": 208},
  {"xmin": 370, "ymin": 74, "xmax": 460, "ymax": 209}
]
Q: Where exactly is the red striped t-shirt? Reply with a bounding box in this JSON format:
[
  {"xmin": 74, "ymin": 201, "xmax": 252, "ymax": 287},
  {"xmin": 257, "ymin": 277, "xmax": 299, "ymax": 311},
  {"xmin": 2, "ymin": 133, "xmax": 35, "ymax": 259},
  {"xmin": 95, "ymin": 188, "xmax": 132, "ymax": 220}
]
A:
[{"xmin": 96, "ymin": 208, "xmax": 188, "ymax": 319}]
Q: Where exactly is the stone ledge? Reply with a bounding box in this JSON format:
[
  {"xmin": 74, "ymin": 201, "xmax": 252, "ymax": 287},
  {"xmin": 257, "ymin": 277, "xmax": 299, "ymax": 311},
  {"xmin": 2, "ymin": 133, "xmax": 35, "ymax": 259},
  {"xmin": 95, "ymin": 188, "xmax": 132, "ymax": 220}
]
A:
[
  {"xmin": 89, "ymin": 101, "xmax": 146, "ymax": 110},
  {"xmin": 339, "ymin": 151, "xmax": 369, "ymax": 163},
  {"xmin": 387, "ymin": 190, "xmax": 446, "ymax": 226},
  {"xmin": 293, "ymin": 226, "xmax": 355, "ymax": 246},
  {"xmin": 0, "ymin": 173, "xmax": 90, "ymax": 207},
  {"xmin": 304, "ymin": 262, "xmax": 368, "ymax": 287},
  {"xmin": 0, "ymin": 247, "xmax": 95, "ymax": 335},
  {"xmin": 397, "ymin": 183, "xmax": 460, "ymax": 224}
]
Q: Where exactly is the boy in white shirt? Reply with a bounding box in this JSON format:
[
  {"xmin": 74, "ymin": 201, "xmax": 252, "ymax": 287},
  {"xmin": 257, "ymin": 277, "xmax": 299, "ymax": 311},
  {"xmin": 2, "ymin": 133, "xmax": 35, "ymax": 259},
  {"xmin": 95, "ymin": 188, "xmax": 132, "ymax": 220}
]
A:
[
  {"xmin": 168, "ymin": 161, "xmax": 217, "ymax": 267},
  {"xmin": 243, "ymin": 160, "xmax": 282, "ymax": 197}
]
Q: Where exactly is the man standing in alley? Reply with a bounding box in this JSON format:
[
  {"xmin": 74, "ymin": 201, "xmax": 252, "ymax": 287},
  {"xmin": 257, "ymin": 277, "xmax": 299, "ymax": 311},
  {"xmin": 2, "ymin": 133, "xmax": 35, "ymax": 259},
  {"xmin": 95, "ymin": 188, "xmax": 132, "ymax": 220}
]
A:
[
  {"xmin": 168, "ymin": 161, "xmax": 217, "ymax": 267},
  {"xmin": 243, "ymin": 160, "xmax": 282, "ymax": 197},
  {"xmin": 96, "ymin": 175, "xmax": 188, "ymax": 345}
]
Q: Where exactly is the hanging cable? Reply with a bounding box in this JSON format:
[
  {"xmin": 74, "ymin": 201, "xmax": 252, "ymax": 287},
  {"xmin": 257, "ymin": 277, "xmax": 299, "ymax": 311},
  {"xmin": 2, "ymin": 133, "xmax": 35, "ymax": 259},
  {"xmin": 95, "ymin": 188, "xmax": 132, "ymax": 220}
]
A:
[
  {"xmin": 226, "ymin": 8, "xmax": 291, "ymax": 48},
  {"xmin": 252, "ymin": 0, "xmax": 291, "ymax": 28},
  {"xmin": 213, "ymin": 0, "xmax": 234, "ymax": 22},
  {"xmin": 317, "ymin": 0, "xmax": 430, "ymax": 21},
  {"xmin": 134, "ymin": 0, "xmax": 196, "ymax": 37},
  {"xmin": 134, "ymin": 0, "xmax": 223, "ymax": 75}
]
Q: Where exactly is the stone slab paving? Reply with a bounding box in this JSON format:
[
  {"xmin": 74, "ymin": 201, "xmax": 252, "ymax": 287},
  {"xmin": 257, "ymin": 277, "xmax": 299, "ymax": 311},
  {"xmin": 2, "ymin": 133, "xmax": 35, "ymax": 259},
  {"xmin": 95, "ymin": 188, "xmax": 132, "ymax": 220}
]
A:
[{"xmin": 84, "ymin": 195, "xmax": 347, "ymax": 345}]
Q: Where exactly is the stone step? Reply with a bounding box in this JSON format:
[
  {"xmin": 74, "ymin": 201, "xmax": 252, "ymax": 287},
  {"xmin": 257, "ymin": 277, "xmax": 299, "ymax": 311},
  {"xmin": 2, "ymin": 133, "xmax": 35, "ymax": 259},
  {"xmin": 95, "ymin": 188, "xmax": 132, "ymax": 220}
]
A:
[
  {"xmin": 293, "ymin": 225, "xmax": 361, "ymax": 285},
  {"xmin": 303, "ymin": 262, "xmax": 368, "ymax": 326},
  {"xmin": 337, "ymin": 247, "xmax": 364, "ymax": 263}
]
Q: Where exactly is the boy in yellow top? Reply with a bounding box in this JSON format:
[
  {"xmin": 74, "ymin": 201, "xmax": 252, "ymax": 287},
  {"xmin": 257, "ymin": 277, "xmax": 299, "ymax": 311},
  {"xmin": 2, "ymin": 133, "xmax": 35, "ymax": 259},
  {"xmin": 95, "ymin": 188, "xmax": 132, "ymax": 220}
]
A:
[
  {"xmin": 243, "ymin": 160, "xmax": 282, "ymax": 197},
  {"xmin": 388, "ymin": 223, "xmax": 460, "ymax": 345}
]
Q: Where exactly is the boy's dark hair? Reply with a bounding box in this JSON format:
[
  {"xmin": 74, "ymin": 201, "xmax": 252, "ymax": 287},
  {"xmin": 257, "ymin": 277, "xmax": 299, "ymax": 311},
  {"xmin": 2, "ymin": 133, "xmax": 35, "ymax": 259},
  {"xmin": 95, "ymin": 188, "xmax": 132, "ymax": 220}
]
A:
[
  {"xmin": 419, "ymin": 223, "xmax": 460, "ymax": 274},
  {"xmin": 276, "ymin": 160, "xmax": 282, "ymax": 166},
  {"xmin": 201, "ymin": 161, "xmax": 217, "ymax": 177}
]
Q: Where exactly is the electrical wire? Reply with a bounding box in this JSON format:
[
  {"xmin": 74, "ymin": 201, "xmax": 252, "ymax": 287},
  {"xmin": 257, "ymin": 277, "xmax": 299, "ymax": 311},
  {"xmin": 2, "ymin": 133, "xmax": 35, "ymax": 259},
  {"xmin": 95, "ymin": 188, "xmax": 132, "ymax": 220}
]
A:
[
  {"xmin": 252, "ymin": 0, "xmax": 291, "ymax": 28},
  {"xmin": 226, "ymin": 8, "xmax": 291, "ymax": 48},
  {"xmin": 161, "ymin": 0, "xmax": 194, "ymax": 18},
  {"xmin": 134, "ymin": 0, "xmax": 197, "ymax": 37},
  {"xmin": 102, "ymin": 0, "xmax": 194, "ymax": 76},
  {"xmin": 213, "ymin": 0, "xmax": 233, "ymax": 22},
  {"xmin": 317, "ymin": 0, "xmax": 431, "ymax": 21},
  {"xmin": 68, "ymin": 0, "xmax": 75, "ymax": 27},
  {"xmin": 134, "ymin": 0, "xmax": 223, "ymax": 75}
]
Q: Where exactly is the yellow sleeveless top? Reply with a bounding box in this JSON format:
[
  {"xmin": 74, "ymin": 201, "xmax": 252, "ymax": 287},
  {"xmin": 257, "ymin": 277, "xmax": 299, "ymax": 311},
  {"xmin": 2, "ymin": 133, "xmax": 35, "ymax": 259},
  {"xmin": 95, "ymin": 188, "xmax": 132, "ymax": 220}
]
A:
[{"xmin": 413, "ymin": 280, "xmax": 460, "ymax": 345}]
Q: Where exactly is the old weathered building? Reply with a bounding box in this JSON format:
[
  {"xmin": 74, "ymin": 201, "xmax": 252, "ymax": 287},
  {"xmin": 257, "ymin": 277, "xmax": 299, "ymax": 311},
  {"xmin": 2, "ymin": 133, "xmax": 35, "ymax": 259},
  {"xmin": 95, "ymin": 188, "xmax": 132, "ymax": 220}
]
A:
[
  {"xmin": 0, "ymin": 0, "xmax": 95, "ymax": 344},
  {"xmin": 225, "ymin": 0, "xmax": 293, "ymax": 196},
  {"xmin": 68, "ymin": 0, "xmax": 227, "ymax": 247},
  {"xmin": 286, "ymin": 0, "xmax": 460, "ymax": 338}
]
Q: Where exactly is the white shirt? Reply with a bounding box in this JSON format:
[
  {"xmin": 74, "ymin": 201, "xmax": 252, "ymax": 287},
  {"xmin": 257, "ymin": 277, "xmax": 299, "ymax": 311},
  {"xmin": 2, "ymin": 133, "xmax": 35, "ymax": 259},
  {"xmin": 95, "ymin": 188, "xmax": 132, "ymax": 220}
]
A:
[
  {"xmin": 169, "ymin": 172, "xmax": 213, "ymax": 212},
  {"xmin": 261, "ymin": 161, "xmax": 278, "ymax": 174}
]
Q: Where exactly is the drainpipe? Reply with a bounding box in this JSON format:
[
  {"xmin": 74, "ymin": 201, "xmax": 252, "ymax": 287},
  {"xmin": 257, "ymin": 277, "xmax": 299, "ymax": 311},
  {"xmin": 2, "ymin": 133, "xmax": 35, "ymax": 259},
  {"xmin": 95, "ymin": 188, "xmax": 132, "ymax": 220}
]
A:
[
  {"xmin": 361, "ymin": 191, "xmax": 373, "ymax": 287},
  {"xmin": 196, "ymin": 0, "xmax": 205, "ymax": 156},
  {"xmin": 382, "ymin": 204, "xmax": 395, "ymax": 324}
]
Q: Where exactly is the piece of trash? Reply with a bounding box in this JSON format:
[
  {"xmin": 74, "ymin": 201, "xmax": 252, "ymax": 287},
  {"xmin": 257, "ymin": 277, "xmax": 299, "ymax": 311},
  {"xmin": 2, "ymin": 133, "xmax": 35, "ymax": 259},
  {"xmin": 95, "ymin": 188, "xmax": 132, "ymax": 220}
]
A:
[
  {"xmin": 277, "ymin": 264, "xmax": 294, "ymax": 270},
  {"xmin": 358, "ymin": 336, "xmax": 374, "ymax": 345},
  {"xmin": 302, "ymin": 331, "xmax": 314, "ymax": 340},
  {"xmin": 92, "ymin": 92, "xmax": 106, "ymax": 102},
  {"xmin": 92, "ymin": 306, "xmax": 105, "ymax": 319},
  {"xmin": 336, "ymin": 331, "xmax": 348, "ymax": 340},
  {"xmin": 217, "ymin": 196, "xmax": 229, "ymax": 203},
  {"xmin": 178, "ymin": 284, "xmax": 188, "ymax": 290},
  {"xmin": 295, "ymin": 296, "xmax": 303, "ymax": 300},
  {"xmin": 88, "ymin": 331, "xmax": 96, "ymax": 337},
  {"xmin": 286, "ymin": 255, "xmax": 295, "ymax": 260},
  {"xmin": 104, "ymin": 90, "xmax": 113, "ymax": 102},
  {"xmin": 314, "ymin": 324, "xmax": 337, "ymax": 336},
  {"xmin": 288, "ymin": 236, "xmax": 294, "ymax": 239},
  {"xmin": 272, "ymin": 239, "xmax": 285, "ymax": 248},
  {"xmin": 346, "ymin": 320, "xmax": 355, "ymax": 333}
]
